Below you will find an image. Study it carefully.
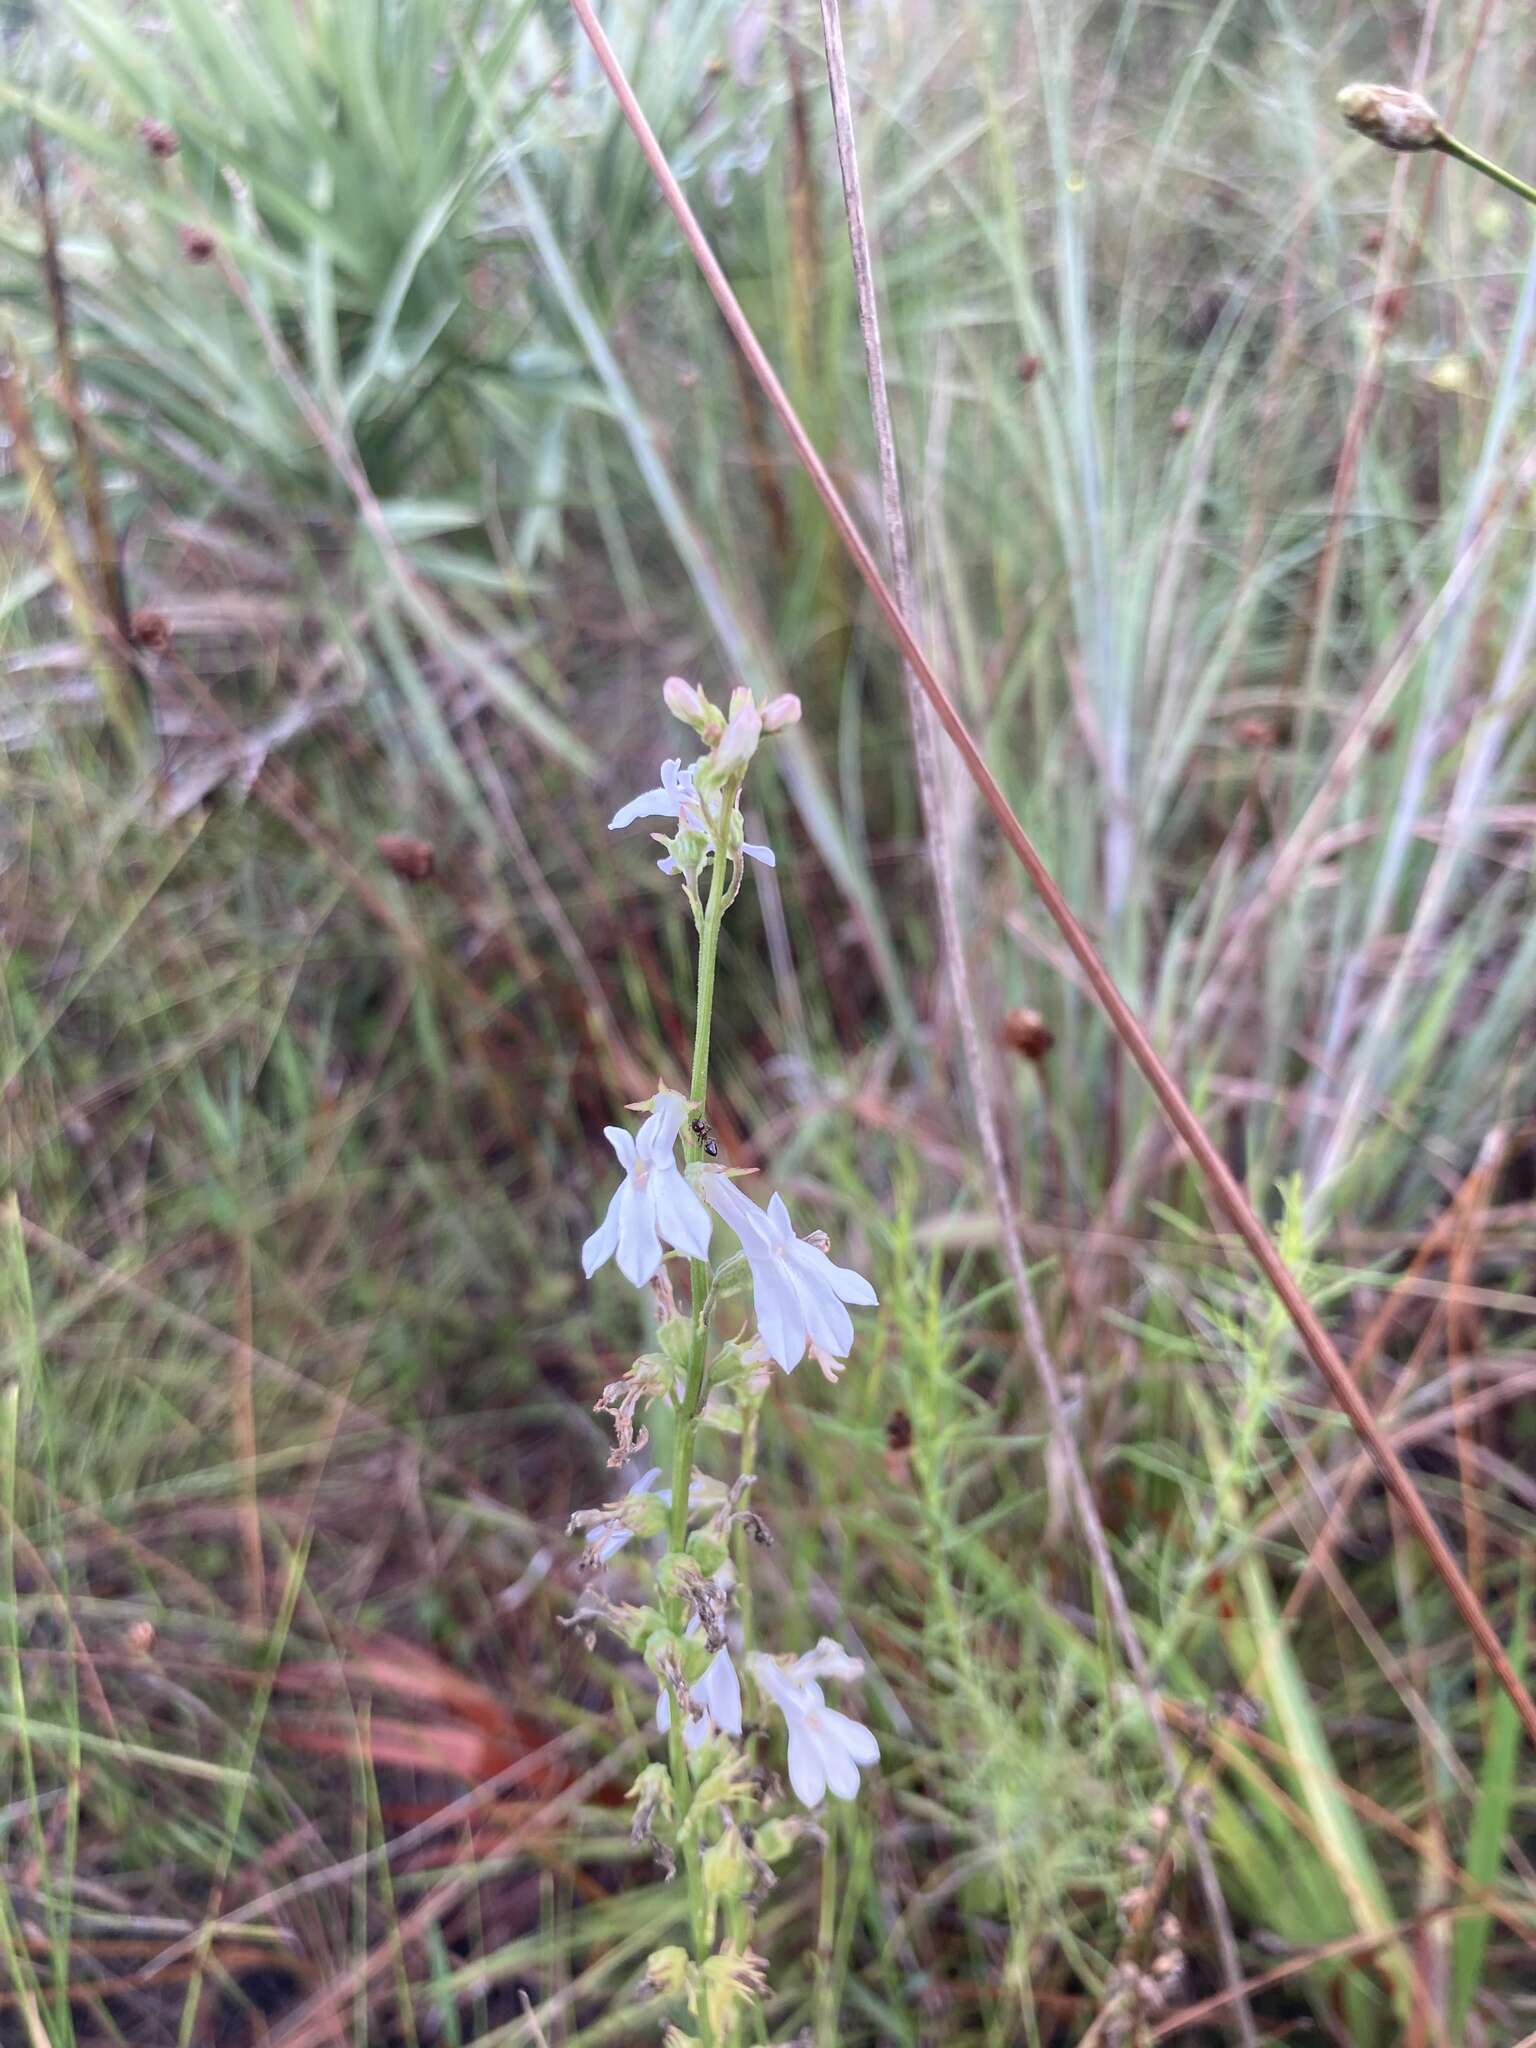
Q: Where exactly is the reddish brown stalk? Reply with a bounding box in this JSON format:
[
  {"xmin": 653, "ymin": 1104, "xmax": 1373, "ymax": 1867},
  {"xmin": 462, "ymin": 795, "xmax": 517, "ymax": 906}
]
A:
[{"xmin": 564, "ymin": 0, "xmax": 1536, "ymax": 1751}]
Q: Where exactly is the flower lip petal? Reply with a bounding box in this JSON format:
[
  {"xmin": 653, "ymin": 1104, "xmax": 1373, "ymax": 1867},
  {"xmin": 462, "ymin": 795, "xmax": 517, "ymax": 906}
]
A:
[
  {"xmin": 787, "ymin": 1237, "xmax": 878, "ymax": 1309},
  {"xmin": 786, "ymin": 1722, "xmax": 827, "ymax": 1807},
  {"xmin": 817, "ymin": 1727, "xmax": 861, "ymax": 1800},
  {"xmin": 752, "ymin": 1256, "xmax": 809, "ymax": 1374},
  {"xmin": 652, "ymin": 1167, "xmax": 713, "ymax": 1262},
  {"xmin": 608, "ymin": 785, "xmax": 681, "ymax": 831},
  {"xmin": 580, "ymin": 1186, "xmax": 622, "ymax": 1280},
  {"xmin": 614, "ymin": 1175, "xmax": 663, "ymax": 1287},
  {"xmin": 816, "ymin": 1705, "xmax": 880, "ymax": 1766},
  {"xmin": 741, "ymin": 840, "xmax": 776, "ymax": 868},
  {"xmin": 796, "ymin": 1274, "xmax": 854, "ymax": 1361},
  {"xmin": 702, "ymin": 1647, "xmax": 743, "ymax": 1736}
]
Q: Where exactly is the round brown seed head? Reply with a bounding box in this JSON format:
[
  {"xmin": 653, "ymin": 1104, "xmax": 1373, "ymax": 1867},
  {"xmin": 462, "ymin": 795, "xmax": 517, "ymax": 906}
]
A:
[
  {"xmin": 129, "ymin": 607, "xmax": 172, "ymax": 652},
  {"xmin": 1002, "ymin": 1007, "xmax": 1055, "ymax": 1060},
  {"xmin": 1337, "ymin": 82, "xmax": 1441, "ymax": 153},
  {"xmin": 139, "ymin": 118, "xmax": 180, "ymax": 160},
  {"xmin": 376, "ymin": 833, "xmax": 436, "ymax": 882}
]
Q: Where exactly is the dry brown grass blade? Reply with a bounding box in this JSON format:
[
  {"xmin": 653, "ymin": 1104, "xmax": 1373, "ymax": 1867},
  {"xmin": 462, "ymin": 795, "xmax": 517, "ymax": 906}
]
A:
[
  {"xmin": 563, "ymin": 0, "xmax": 1536, "ymax": 1754},
  {"xmin": 813, "ymin": 4, "xmax": 1254, "ymax": 2034}
]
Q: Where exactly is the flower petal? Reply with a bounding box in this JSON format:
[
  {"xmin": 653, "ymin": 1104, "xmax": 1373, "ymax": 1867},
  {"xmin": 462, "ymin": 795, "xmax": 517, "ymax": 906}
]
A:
[
  {"xmin": 701, "ymin": 1647, "xmax": 742, "ymax": 1737},
  {"xmin": 750, "ymin": 1654, "xmax": 814, "ymax": 1719},
  {"xmin": 817, "ymin": 1707, "xmax": 879, "ymax": 1767},
  {"xmin": 682, "ymin": 1708, "xmax": 712, "ymax": 1751},
  {"xmin": 751, "ymin": 1254, "xmax": 808, "ymax": 1373},
  {"xmin": 787, "ymin": 1235, "xmax": 878, "ymax": 1309},
  {"xmin": 609, "ymin": 784, "xmax": 682, "ymax": 830},
  {"xmin": 817, "ymin": 1724, "xmax": 861, "ymax": 1799},
  {"xmin": 653, "ymin": 1166, "xmax": 713, "ymax": 1262},
  {"xmin": 701, "ymin": 1172, "xmax": 775, "ymax": 1253},
  {"xmin": 580, "ymin": 1185, "xmax": 623, "ymax": 1278},
  {"xmin": 796, "ymin": 1270, "xmax": 855, "ymax": 1360},
  {"xmin": 655, "ymin": 1686, "xmax": 671, "ymax": 1733},
  {"xmin": 765, "ymin": 1191, "xmax": 795, "ymax": 1243},
  {"xmin": 614, "ymin": 1177, "xmax": 663, "ymax": 1288},
  {"xmin": 742, "ymin": 840, "xmax": 776, "ymax": 868},
  {"xmin": 602, "ymin": 1125, "xmax": 638, "ymax": 1171},
  {"xmin": 786, "ymin": 1721, "xmax": 827, "ymax": 1806},
  {"xmin": 638, "ymin": 1090, "xmax": 690, "ymax": 1160}
]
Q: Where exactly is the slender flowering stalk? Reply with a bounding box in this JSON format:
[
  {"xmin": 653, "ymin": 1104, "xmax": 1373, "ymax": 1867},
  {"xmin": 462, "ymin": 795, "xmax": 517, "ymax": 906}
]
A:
[{"xmin": 571, "ymin": 677, "xmax": 880, "ymax": 2044}]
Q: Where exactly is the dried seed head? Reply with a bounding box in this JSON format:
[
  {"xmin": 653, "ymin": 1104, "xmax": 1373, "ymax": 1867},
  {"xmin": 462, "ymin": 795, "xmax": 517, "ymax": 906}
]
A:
[
  {"xmin": 139, "ymin": 118, "xmax": 180, "ymax": 160},
  {"xmin": 1016, "ymin": 351, "xmax": 1042, "ymax": 384},
  {"xmin": 1337, "ymin": 82, "xmax": 1441, "ymax": 153},
  {"xmin": 376, "ymin": 832, "xmax": 436, "ymax": 882},
  {"xmin": 179, "ymin": 224, "xmax": 216, "ymax": 264},
  {"xmin": 129, "ymin": 607, "xmax": 172, "ymax": 652},
  {"xmin": 1002, "ymin": 1007, "xmax": 1054, "ymax": 1060},
  {"xmin": 1168, "ymin": 406, "xmax": 1194, "ymax": 437}
]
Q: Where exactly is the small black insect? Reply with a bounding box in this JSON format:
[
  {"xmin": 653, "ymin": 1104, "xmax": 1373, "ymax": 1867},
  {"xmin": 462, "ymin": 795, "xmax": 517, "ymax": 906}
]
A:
[{"xmin": 690, "ymin": 1115, "xmax": 719, "ymax": 1158}]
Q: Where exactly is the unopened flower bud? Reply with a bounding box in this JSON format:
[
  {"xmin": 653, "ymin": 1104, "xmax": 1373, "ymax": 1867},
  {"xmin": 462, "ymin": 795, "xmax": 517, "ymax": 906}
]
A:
[
  {"xmin": 1337, "ymin": 82, "xmax": 1441, "ymax": 153},
  {"xmin": 713, "ymin": 689, "xmax": 762, "ymax": 778},
  {"xmin": 662, "ymin": 674, "xmax": 724, "ymax": 742},
  {"xmin": 760, "ymin": 692, "xmax": 801, "ymax": 733},
  {"xmin": 642, "ymin": 1946, "xmax": 691, "ymax": 1998}
]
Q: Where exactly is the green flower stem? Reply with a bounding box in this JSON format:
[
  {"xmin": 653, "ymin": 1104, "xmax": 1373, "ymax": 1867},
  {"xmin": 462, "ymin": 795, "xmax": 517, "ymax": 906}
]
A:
[
  {"xmin": 1436, "ymin": 130, "xmax": 1536, "ymax": 209},
  {"xmin": 662, "ymin": 794, "xmax": 737, "ymax": 2036},
  {"xmin": 668, "ymin": 798, "xmax": 735, "ymax": 1555}
]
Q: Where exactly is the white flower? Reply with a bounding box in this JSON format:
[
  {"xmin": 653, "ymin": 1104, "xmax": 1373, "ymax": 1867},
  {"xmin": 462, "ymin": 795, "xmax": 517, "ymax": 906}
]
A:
[
  {"xmin": 657, "ymin": 1643, "xmax": 743, "ymax": 1751},
  {"xmin": 788, "ymin": 1636, "xmax": 867, "ymax": 1686},
  {"xmin": 582, "ymin": 1088, "xmax": 712, "ymax": 1288},
  {"xmin": 580, "ymin": 1469, "xmax": 718, "ymax": 1565},
  {"xmin": 750, "ymin": 1651, "xmax": 879, "ymax": 1806},
  {"xmin": 582, "ymin": 1467, "xmax": 663, "ymax": 1564},
  {"xmin": 608, "ymin": 758, "xmax": 775, "ymax": 872},
  {"xmin": 702, "ymin": 1176, "xmax": 877, "ymax": 1374}
]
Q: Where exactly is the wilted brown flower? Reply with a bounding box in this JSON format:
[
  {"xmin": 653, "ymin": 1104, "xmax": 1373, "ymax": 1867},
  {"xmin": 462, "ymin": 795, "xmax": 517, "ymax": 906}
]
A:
[{"xmin": 376, "ymin": 833, "xmax": 436, "ymax": 882}]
